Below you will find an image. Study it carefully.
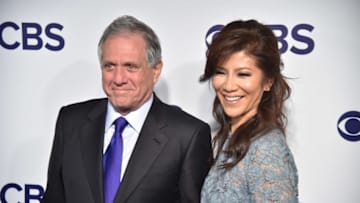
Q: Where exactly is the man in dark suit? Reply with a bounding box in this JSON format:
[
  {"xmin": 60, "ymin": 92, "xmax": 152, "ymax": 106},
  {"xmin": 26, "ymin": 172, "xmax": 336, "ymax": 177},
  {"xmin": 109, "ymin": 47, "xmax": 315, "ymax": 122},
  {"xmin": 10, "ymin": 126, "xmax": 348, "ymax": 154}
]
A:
[{"xmin": 41, "ymin": 15, "xmax": 212, "ymax": 203}]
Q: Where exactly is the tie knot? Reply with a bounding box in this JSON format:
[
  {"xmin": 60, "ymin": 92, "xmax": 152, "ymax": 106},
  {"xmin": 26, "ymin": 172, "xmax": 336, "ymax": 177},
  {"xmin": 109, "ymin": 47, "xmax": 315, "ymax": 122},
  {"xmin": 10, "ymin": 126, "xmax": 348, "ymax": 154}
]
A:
[{"xmin": 114, "ymin": 117, "xmax": 128, "ymax": 134}]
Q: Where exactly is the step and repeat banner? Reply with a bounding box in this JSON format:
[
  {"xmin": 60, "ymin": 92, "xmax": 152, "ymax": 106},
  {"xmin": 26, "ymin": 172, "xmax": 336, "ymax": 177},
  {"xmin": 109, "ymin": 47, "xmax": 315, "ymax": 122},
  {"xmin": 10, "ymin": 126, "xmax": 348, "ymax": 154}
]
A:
[{"xmin": 1, "ymin": 0, "xmax": 359, "ymax": 202}]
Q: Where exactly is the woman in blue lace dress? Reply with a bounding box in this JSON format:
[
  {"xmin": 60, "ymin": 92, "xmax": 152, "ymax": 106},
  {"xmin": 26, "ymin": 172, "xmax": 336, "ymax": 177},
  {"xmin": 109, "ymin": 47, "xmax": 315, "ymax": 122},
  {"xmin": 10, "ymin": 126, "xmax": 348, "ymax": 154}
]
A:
[{"xmin": 199, "ymin": 19, "xmax": 299, "ymax": 202}]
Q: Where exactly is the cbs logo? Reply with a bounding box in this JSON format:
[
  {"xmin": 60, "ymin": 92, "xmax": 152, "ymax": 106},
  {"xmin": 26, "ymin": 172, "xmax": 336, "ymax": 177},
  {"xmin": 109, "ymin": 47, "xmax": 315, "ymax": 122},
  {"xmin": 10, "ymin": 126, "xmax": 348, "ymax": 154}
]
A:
[
  {"xmin": 337, "ymin": 111, "xmax": 360, "ymax": 142},
  {"xmin": 0, "ymin": 21, "xmax": 64, "ymax": 51},
  {"xmin": 205, "ymin": 23, "xmax": 315, "ymax": 55},
  {"xmin": 0, "ymin": 183, "xmax": 44, "ymax": 203}
]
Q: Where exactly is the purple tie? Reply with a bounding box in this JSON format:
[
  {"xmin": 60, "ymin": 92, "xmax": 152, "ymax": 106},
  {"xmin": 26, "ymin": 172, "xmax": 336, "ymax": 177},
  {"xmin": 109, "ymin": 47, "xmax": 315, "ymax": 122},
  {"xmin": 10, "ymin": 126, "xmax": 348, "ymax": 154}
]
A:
[{"xmin": 103, "ymin": 117, "xmax": 128, "ymax": 203}]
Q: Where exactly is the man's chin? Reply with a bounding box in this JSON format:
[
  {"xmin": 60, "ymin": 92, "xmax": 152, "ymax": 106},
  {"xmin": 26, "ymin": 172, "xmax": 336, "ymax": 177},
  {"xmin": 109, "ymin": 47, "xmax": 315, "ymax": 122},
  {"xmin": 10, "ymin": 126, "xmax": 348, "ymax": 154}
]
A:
[
  {"xmin": 109, "ymin": 100, "xmax": 132, "ymax": 115},
  {"xmin": 114, "ymin": 106, "xmax": 132, "ymax": 115}
]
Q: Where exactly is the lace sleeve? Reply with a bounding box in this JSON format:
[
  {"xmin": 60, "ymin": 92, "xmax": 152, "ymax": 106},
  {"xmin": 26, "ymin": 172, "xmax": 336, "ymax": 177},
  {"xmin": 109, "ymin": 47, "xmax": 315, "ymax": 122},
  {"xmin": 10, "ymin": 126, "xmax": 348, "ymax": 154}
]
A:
[{"xmin": 246, "ymin": 133, "xmax": 298, "ymax": 203}]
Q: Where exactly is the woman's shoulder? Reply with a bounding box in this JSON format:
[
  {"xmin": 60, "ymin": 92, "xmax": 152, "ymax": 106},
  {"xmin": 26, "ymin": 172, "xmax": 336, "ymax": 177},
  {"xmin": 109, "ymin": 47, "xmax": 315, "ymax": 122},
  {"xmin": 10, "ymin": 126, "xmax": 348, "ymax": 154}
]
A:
[
  {"xmin": 246, "ymin": 128, "xmax": 295, "ymax": 166},
  {"xmin": 250, "ymin": 128, "xmax": 287, "ymax": 150}
]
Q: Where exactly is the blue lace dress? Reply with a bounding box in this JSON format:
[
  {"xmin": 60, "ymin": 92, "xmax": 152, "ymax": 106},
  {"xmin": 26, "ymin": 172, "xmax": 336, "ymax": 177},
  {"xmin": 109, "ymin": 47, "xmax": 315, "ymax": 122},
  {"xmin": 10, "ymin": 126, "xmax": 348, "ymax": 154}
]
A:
[{"xmin": 201, "ymin": 129, "xmax": 298, "ymax": 203}]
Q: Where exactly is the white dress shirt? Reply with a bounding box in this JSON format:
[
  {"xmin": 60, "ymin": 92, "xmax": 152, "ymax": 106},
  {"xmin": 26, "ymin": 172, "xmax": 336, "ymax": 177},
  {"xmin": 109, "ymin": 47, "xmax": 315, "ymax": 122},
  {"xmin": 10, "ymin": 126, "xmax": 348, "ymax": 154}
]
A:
[{"xmin": 103, "ymin": 95, "xmax": 153, "ymax": 180}]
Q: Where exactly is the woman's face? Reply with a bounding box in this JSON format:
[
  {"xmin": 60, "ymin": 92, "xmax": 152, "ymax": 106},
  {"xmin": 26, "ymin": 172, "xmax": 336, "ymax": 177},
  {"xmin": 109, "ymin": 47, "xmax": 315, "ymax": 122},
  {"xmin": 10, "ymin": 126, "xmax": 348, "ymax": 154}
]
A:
[{"xmin": 212, "ymin": 51, "xmax": 272, "ymax": 132}]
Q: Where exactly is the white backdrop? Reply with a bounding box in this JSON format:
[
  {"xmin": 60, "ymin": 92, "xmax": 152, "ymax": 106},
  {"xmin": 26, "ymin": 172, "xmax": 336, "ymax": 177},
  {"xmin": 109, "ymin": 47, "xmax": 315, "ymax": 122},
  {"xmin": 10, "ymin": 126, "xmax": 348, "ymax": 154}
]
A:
[{"xmin": 1, "ymin": 0, "xmax": 359, "ymax": 202}]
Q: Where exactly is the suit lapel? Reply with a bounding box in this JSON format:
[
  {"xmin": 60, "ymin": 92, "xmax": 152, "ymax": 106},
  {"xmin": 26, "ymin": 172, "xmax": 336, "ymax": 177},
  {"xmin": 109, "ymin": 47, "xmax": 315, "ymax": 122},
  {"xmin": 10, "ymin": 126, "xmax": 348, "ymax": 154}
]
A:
[
  {"xmin": 79, "ymin": 100, "xmax": 107, "ymax": 203},
  {"xmin": 116, "ymin": 96, "xmax": 168, "ymax": 202}
]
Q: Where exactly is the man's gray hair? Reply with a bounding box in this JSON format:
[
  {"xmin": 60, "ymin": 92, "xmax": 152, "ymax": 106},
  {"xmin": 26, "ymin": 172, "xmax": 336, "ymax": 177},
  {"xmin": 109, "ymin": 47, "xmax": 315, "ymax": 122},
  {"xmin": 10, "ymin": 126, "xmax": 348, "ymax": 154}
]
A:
[{"xmin": 97, "ymin": 15, "xmax": 162, "ymax": 67}]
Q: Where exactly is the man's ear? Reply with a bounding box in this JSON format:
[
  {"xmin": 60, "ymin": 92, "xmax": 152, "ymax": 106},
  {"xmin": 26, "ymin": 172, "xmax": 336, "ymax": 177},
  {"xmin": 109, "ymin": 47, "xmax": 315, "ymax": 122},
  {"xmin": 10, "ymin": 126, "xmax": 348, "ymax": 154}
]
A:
[{"xmin": 152, "ymin": 61, "xmax": 163, "ymax": 83}]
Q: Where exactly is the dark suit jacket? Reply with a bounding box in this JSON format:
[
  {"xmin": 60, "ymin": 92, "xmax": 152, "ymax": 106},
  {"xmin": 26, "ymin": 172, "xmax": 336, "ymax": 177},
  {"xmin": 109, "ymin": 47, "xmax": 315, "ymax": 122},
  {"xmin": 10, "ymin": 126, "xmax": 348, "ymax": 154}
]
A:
[{"xmin": 41, "ymin": 94, "xmax": 212, "ymax": 203}]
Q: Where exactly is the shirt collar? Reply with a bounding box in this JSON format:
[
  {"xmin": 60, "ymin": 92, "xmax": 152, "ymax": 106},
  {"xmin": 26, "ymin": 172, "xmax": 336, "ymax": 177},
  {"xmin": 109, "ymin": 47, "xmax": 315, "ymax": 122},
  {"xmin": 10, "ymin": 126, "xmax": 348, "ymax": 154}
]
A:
[{"xmin": 105, "ymin": 94, "xmax": 153, "ymax": 133}]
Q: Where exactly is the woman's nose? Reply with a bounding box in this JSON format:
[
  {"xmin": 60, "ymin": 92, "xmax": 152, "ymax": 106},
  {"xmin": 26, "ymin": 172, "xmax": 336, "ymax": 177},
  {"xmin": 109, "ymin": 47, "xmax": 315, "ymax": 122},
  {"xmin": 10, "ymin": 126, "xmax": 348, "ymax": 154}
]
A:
[{"xmin": 223, "ymin": 76, "xmax": 236, "ymax": 92}]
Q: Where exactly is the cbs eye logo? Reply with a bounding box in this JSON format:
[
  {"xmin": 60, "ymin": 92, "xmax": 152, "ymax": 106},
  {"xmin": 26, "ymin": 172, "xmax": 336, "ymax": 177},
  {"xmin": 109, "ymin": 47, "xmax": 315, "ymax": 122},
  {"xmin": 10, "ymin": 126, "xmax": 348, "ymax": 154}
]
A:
[
  {"xmin": 205, "ymin": 24, "xmax": 224, "ymax": 47},
  {"xmin": 337, "ymin": 111, "xmax": 360, "ymax": 142}
]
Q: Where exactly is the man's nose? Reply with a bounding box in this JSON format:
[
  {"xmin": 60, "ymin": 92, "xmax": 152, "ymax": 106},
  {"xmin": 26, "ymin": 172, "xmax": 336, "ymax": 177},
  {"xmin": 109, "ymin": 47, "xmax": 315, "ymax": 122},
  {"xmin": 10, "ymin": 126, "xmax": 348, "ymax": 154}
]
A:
[{"xmin": 113, "ymin": 67, "xmax": 128, "ymax": 84}]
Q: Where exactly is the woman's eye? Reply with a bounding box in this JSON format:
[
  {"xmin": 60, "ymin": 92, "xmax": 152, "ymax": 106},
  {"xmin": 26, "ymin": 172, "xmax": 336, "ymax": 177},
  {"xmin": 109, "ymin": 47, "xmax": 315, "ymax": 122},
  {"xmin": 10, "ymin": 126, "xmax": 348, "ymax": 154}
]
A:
[
  {"xmin": 214, "ymin": 70, "xmax": 225, "ymax": 75},
  {"xmin": 238, "ymin": 73, "xmax": 251, "ymax": 77}
]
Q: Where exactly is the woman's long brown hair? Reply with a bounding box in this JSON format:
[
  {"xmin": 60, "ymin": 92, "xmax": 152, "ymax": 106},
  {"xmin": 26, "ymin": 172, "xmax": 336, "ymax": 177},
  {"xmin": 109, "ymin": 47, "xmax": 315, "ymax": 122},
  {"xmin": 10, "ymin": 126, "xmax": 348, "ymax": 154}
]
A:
[{"xmin": 200, "ymin": 19, "xmax": 291, "ymax": 169}]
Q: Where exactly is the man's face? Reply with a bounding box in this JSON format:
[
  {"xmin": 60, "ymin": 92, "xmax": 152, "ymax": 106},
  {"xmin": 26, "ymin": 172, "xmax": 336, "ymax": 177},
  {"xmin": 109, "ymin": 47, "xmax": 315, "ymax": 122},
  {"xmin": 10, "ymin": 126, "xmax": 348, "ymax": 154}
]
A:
[{"xmin": 100, "ymin": 33, "xmax": 162, "ymax": 115}]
